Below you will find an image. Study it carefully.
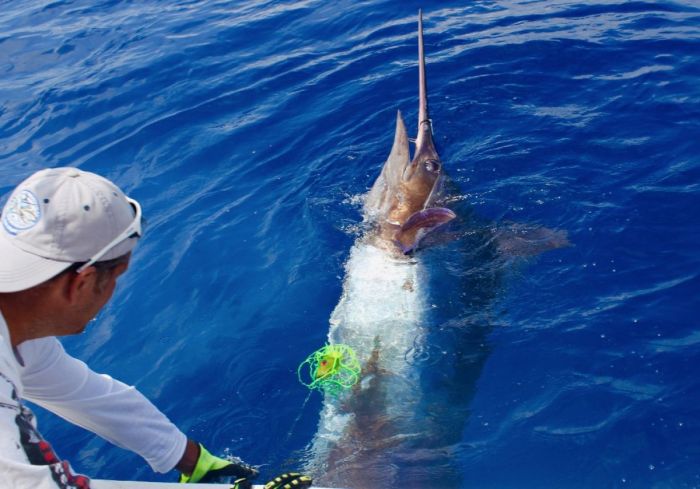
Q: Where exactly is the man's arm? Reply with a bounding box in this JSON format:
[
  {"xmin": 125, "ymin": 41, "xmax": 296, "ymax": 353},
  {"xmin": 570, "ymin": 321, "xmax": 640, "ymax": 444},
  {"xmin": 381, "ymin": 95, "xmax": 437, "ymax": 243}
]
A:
[
  {"xmin": 17, "ymin": 338, "xmax": 295, "ymax": 487},
  {"xmin": 17, "ymin": 336, "xmax": 187, "ymax": 474},
  {"xmin": 176, "ymin": 439, "xmax": 199, "ymax": 475}
]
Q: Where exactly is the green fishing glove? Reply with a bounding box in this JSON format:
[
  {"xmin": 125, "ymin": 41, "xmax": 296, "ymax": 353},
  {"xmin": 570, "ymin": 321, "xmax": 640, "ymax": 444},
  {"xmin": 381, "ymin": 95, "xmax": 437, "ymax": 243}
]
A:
[
  {"xmin": 179, "ymin": 443, "xmax": 259, "ymax": 484},
  {"xmin": 262, "ymin": 472, "xmax": 313, "ymax": 489}
]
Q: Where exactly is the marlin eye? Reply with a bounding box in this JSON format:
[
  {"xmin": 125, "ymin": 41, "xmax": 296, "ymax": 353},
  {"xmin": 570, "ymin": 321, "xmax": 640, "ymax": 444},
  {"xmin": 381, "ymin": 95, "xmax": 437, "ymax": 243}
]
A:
[{"xmin": 425, "ymin": 160, "xmax": 441, "ymax": 172}]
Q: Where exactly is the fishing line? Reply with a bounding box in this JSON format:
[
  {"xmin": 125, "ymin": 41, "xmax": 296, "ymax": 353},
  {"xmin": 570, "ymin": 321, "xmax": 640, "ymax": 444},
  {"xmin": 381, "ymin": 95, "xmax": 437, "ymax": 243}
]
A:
[
  {"xmin": 284, "ymin": 390, "xmax": 313, "ymax": 446},
  {"xmin": 284, "ymin": 344, "xmax": 361, "ymax": 446},
  {"xmin": 297, "ymin": 344, "xmax": 361, "ymax": 396}
]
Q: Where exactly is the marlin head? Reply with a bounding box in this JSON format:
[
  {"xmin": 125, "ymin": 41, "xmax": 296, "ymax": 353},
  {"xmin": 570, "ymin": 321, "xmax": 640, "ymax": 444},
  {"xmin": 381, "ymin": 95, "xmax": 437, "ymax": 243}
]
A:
[
  {"xmin": 364, "ymin": 11, "xmax": 455, "ymax": 254},
  {"xmin": 412, "ymin": 9, "xmax": 441, "ymax": 186}
]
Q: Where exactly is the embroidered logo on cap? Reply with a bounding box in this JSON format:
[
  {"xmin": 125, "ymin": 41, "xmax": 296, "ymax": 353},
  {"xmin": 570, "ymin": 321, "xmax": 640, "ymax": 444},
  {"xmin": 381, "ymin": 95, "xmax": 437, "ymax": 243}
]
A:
[{"xmin": 2, "ymin": 189, "xmax": 42, "ymax": 236}]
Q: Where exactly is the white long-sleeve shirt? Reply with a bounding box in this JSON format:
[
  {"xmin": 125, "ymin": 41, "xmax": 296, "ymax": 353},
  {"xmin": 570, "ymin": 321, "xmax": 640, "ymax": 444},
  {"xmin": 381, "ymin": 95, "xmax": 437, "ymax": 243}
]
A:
[{"xmin": 0, "ymin": 312, "xmax": 187, "ymax": 489}]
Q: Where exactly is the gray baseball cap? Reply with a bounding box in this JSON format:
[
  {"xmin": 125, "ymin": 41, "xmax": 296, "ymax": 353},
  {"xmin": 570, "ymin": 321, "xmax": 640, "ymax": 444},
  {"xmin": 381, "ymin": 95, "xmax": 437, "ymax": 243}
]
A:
[{"xmin": 0, "ymin": 167, "xmax": 141, "ymax": 293}]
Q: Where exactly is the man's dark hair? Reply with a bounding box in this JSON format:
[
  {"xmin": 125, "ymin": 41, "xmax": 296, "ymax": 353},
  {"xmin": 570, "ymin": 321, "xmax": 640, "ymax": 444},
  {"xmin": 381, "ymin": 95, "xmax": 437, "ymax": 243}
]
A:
[{"xmin": 50, "ymin": 253, "xmax": 130, "ymax": 291}]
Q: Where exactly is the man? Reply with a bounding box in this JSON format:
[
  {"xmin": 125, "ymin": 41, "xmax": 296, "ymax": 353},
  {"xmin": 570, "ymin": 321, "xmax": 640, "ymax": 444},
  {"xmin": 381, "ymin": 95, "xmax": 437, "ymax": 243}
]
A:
[{"xmin": 0, "ymin": 168, "xmax": 311, "ymax": 489}]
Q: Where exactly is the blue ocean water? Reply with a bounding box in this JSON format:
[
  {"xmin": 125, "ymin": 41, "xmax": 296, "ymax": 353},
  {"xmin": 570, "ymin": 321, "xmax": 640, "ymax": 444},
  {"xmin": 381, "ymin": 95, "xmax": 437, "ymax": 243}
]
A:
[{"xmin": 2, "ymin": 0, "xmax": 700, "ymax": 487}]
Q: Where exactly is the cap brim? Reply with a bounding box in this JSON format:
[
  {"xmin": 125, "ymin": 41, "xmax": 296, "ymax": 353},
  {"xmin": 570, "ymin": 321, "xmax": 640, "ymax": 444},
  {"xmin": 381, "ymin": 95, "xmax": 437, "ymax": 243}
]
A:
[{"xmin": 0, "ymin": 233, "xmax": 73, "ymax": 293}]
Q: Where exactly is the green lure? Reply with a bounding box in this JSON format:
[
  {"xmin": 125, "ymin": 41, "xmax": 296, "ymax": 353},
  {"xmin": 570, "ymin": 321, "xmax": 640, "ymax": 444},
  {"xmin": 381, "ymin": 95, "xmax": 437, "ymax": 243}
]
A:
[{"xmin": 298, "ymin": 344, "xmax": 361, "ymax": 396}]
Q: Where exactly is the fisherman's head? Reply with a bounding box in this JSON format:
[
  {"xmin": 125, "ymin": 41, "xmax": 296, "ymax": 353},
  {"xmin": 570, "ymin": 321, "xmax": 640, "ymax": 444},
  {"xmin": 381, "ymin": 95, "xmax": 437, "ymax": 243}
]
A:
[{"xmin": 0, "ymin": 167, "xmax": 142, "ymax": 336}]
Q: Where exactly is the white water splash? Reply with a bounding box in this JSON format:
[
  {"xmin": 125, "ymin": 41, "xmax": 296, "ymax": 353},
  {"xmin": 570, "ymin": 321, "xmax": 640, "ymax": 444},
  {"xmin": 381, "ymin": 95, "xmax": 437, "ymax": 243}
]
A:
[
  {"xmin": 306, "ymin": 240, "xmax": 430, "ymax": 480},
  {"xmin": 328, "ymin": 242, "xmax": 428, "ymax": 373}
]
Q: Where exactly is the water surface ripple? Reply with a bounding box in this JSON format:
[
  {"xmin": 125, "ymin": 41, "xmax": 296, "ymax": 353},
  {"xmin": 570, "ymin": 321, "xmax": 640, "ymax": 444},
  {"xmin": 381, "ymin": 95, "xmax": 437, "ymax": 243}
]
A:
[{"xmin": 1, "ymin": 1, "xmax": 699, "ymax": 487}]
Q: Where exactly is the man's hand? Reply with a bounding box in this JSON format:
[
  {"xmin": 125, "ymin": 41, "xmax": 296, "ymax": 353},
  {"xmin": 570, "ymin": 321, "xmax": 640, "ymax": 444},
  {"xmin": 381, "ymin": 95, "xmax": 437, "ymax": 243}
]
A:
[{"xmin": 178, "ymin": 442, "xmax": 258, "ymax": 484}]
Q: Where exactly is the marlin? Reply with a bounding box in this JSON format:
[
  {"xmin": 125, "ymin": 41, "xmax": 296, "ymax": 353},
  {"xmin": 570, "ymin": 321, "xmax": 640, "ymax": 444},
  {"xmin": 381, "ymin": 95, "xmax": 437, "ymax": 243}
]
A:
[
  {"xmin": 305, "ymin": 12, "xmax": 458, "ymax": 488},
  {"xmin": 305, "ymin": 10, "xmax": 566, "ymax": 489}
]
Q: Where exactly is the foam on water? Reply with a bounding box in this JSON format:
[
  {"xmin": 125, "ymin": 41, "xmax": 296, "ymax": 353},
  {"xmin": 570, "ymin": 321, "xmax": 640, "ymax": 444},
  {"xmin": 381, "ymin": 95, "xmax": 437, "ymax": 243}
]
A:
[
  {"xmin": 329, "ymin": 242, "xmax": 427, "ymax": 372},
  {"xmin": 3, "ymin": 1, "xmax": 700, "ymax": 486},
  {"xmin": 305, "ymin": 240, "xmax": 430, "ymax": 484}
]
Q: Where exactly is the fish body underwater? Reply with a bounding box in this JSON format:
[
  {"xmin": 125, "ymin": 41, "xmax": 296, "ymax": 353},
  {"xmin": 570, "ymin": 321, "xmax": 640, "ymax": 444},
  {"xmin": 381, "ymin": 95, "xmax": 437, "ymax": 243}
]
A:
[
  {"xmin": 305, "ymin": 12, "xmax": 453, "ymax": 488},
  {"xmin": 305, "ymin": 11, "xmax": 566, "ymax": 489}
]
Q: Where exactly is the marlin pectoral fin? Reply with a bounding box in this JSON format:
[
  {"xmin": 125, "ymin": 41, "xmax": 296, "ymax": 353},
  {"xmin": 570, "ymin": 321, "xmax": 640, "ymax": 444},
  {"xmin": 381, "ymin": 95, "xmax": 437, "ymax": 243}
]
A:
[
  {"xmin": 494, "ymin": 223, "xmax": 571, "ymax": 257},
  {"xmin": 395, "ymin": 207, "xmax": 456, "ymax": 254}
]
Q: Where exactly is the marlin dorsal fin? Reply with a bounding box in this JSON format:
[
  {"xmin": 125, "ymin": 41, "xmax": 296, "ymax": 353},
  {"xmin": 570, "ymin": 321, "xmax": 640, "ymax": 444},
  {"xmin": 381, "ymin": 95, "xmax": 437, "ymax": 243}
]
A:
[
  {"xmin": 386, "ymin": 110, "xmax": 410, "ymax": 187},
  {"xmin": 364, "ymin": 111, "xmax": 410, "ymax": 217}
]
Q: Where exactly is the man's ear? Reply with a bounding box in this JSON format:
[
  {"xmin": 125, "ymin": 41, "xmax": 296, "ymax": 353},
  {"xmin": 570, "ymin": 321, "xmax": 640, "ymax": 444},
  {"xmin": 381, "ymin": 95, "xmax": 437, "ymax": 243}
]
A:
[
  {"xmin": 113, "ymin": 261, "xmax": 129, "ymax": 278},
  {"xmin": 63, "ymin": 267, "xmax": 97, "ymax": 304}
]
